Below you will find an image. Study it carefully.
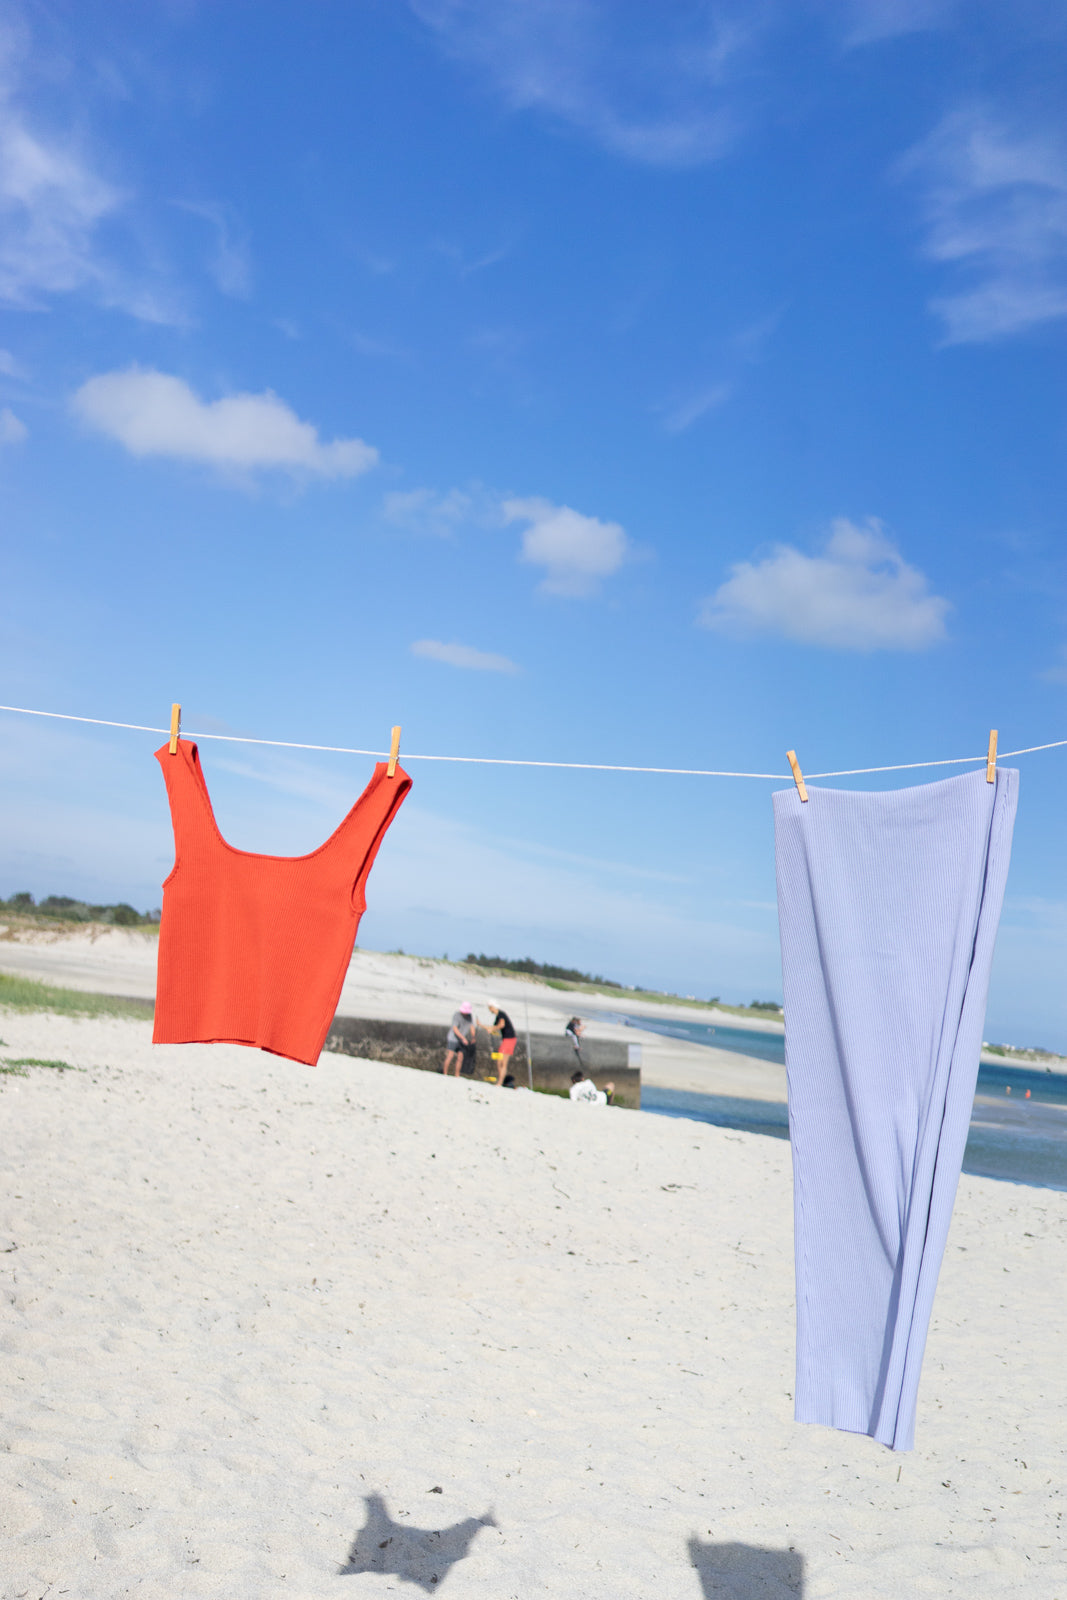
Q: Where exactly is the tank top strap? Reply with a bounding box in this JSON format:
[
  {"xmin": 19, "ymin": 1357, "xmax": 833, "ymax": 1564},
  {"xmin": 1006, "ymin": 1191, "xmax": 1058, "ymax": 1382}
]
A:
[
  {"xmin": 154, "ymin": 739, "xmax": 220, "ymax": 869},
  {"xmin": 332, "ymin": 761, "xmax": 412, "ymax": 912}
]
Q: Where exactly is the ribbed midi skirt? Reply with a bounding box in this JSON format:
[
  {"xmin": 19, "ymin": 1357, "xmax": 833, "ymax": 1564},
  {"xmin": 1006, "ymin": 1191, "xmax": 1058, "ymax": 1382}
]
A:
[{"xmin": 773, "ymin": 767, "xmax": 1018, "ymax": 1451}]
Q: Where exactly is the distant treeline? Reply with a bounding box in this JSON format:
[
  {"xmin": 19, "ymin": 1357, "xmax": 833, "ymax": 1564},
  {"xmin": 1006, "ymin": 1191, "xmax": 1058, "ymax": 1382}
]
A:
[
  {"xmin": 0, "ymin": 892, "xmax": 160, "ymax": 927},
  {"xmin": 465, "ymin": 952, "xmax": 621, "ymax": 988}
]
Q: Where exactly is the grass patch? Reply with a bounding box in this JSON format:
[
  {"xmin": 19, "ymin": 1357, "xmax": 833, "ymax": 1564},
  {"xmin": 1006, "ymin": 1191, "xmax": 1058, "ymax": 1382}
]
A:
[
  {"xmin": 456, "ymin": 958, "xmax": 779, "ymax": 1016},
  {"xmin": 4, "ymin": 1057, "xmax": 80, "ymax": 1072},
  {"xmin": 0, "ymin": 972, "xmax": 154, "ymax": 1020}
]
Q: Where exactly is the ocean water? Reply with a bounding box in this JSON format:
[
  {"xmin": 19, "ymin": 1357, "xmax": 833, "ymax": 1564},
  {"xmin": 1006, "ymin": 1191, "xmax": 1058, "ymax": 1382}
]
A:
[{"xmin": 621, "ymin": 1014, "xmax": 1067, "ymax": 1193}]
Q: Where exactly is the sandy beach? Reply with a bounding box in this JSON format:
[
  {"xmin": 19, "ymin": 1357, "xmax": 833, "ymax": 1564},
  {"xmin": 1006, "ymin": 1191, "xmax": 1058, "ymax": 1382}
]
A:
[{"xmin": 1, "ymin": 999, "xmax": 1065, "ymax": 1599}]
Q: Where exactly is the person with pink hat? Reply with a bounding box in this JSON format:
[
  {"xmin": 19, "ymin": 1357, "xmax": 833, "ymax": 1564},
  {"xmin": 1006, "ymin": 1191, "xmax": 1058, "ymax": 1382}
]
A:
[{"xmin": 443, "ymin": 1000, "xmax": 477, "ymax": 1076}]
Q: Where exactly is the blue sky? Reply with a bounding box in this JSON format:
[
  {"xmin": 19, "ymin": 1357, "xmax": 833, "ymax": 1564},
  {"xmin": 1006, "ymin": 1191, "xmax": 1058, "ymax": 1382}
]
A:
[{"xmin": 2, "ymin": 1, "xmax": 1067, "ymax": 1044}]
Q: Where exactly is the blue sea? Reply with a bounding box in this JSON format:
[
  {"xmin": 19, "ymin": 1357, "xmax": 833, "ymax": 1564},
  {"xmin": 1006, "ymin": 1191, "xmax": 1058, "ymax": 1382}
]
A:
[{"xmin": 617, "ymin": 1014, "xmax": 1067, "ymax": 1193}]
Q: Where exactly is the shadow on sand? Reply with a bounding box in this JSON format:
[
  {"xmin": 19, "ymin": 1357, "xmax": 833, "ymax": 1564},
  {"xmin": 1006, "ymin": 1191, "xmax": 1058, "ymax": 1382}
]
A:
[
  {"xmin": 339, "ymin": 1492, "xmax": 496, "ymax": 1590},
  {"xmin": 688, "ymin": 1537, "xmax": 804, "ymax": 1597}
]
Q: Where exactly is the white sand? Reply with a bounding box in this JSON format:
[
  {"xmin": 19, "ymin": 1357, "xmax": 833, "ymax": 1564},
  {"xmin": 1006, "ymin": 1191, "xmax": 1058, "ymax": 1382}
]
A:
[{"xmin": 1, "ymin": 1010, "xmax": 1064, "ymax": 1598}]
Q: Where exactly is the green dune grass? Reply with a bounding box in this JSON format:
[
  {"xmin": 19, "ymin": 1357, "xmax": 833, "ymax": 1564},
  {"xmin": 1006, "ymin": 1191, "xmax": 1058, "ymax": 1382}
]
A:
[{"xmin": 0, "ymin": 972, "xmax": 154, "ymax": 1020}]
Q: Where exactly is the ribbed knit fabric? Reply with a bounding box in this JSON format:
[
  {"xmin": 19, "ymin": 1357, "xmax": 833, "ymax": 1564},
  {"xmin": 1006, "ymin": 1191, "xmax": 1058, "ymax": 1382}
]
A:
[
  {"xmin": 773, "ymin": 767, "xmax": 1018, "ymax": 1451},
  {"xmin": 153, "ymin": 740, "xmax": 411, "ymax": 1065}
]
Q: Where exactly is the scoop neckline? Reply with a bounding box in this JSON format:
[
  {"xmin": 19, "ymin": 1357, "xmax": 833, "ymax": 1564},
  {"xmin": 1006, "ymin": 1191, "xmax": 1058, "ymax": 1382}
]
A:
[{"xmin": 170, "ymin": 739, "xmax": 396, "ymax": 863}]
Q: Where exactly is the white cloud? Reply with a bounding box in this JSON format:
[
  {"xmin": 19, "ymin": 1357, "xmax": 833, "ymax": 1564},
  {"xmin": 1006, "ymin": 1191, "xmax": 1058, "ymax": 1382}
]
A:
[
  {"xmin": 71, "ymin": 367, "xmax": 379, "ymax": 479},
  {"xmin": 0, "ymin": 346, "xmax": 27, "ymax": 379},
  {"xmin": 701, "ymin": 517, "xmax": 950, "ymax": 651},
  {"xmin": 410, "ymin": 0, "xmax": 750, "ymax": 167},
  {"xmin": 899, "ymin": 107, "xmax": 1067, "ymax": 342},
  {"xmin": 411, "ymin": 639, "xmax": 519, "ymax": 673},
  {"xmin": 0, "ymin": 405, "xmax": 27, "ymax": 443},
  {"xmin": 385, "ymin": 484, "xmax": 631, "ymax": 597},
  {"xmin": 502, "ymin": 495, "xmax": 630, "ymax": 596}
]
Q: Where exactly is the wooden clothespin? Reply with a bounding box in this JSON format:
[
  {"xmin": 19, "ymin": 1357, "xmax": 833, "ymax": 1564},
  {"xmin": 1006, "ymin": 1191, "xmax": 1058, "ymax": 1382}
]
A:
[
  {"xmin": 168, "ymin": 703, "xmax": 181, "ymax": 755},
  {"xmin": 786, "ymin": 749, "xmax": 808, "ymax": 803},
  {"xmin": 986, "ymin": 729, "xmax": 998, "ymax": 783},
  {"xmin": 387, "ymin": 725, "xmax": 401, "ymax": 778}
]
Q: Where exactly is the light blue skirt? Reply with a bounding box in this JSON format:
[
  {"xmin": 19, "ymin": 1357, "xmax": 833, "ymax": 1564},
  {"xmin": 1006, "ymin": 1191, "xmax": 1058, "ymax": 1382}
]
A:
[{"xmin": 773, "ymin": 767, "xmax": 1018, "ymax": 1450}]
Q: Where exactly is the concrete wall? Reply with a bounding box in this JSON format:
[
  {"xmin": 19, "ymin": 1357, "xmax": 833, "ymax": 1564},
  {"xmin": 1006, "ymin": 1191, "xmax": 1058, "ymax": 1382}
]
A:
[{"xmin": 325, "ymin": 1015, "xmax": 641, "ymax": 1107}]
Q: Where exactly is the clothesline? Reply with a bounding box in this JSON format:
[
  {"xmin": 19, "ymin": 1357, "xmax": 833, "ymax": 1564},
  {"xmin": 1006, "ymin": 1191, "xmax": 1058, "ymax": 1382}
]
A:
[{"xmin": 2, "ymin": 701, "xmax": 1066, "ymax": 781}]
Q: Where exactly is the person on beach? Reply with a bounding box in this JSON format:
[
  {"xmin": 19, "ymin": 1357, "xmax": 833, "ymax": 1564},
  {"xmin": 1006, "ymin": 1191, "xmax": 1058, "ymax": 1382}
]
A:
[
  {"xmin": 486, "ymin": 1000, "xmax": 517, "ymax": 1086},
  {"xmin": 443, "ymin": 1002, "xmax": 476, "ymax": 1076},
  {"xmin": 569, "ymin": 1068, "xmax": 614, "ymax": 1105},
  {"xmin": 565, "ymin": 1016, "xmax": 585, "ymax": 1065}
]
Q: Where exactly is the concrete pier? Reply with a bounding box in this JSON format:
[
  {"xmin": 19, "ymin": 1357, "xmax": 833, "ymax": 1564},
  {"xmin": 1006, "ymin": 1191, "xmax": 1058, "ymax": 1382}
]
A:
[{"xmin": 325, "ymin": 1015, "xmax": 642, "ymax": 1106}]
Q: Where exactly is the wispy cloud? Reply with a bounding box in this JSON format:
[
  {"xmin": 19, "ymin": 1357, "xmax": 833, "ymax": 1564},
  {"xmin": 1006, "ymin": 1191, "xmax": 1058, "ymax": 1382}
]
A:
[
  {"xmin": 730, "ymin": 306, "xmax": 786, "ymax": 359},
  {"xmin": 0, "ymin": 718, "xmax": 781, "ymax": 997},
  {"xmin": 0, "ymin": 346, "xmax": 27, "ymax": 379},
  {"xmin": 833, "ymin": 0, "xmax": 959, "ymax": 47},
  {"xmin": 658, "ymin": 381, "xmax": 731, "ymax": 435},
  {"xmin": 899, "ymin": 107, "xmax": 1067, "ymax": 342},
  {"xmin": 71, "ymin": 367, "xmax": 379, "ymax": 480},
  {"xmin": 411, "ymin": 639, "xmax": 519, "ymax": 673},
  {"xmin": 432, "ymin": 235, "xmax": 514, "ymax": 276},
  {"xmin": 364, "ymin": 802, "xmax": 777, "ymax": 993},
  {"xmin": 1039, "ymin": 644, "xmax": 1067, "ymax": 686},
  {"xmin": 701, "ymin": 517, "xmax": 950, "ymax": 651},
  {"xmin": 410, "ymin": 0, "xmax": 752, "ymax": 167},
  {"xmin": 383, "ymin": 486, "xmax": 484, "ymax": 536},
  {"xmin": 0, "ymin": 93, "xmax": 122, "ymax": 308},
  {"xmin": 503, "ymin": 495, "xmax": 630, "ymax": 596},
  {"xmin": 350, "ymin": 329, "xmax": 413, "ymax": 362},
  {"xmin": 0, "ymin": 405, "xmax": 27, "ymax": 444},
  {"xmin": 0, "ymin": 27, "xmax": 181, "ymax": 323},
  {"xmin": 175, "ymin": 200, "xmax": 252, "ymax": 297}
]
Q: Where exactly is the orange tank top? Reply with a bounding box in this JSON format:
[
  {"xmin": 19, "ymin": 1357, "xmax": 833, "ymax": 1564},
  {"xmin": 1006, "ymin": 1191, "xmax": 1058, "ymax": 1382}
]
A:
[{"xmin": 153, "ymin": 740, "xmax": 411, "ymax": 1064}]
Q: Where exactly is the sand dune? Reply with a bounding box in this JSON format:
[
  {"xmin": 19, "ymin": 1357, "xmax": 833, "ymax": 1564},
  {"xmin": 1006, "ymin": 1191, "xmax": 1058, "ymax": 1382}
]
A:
[{"xmin": 1, "ymin": 1010, "xmax": 1064, "ymax": 1597}]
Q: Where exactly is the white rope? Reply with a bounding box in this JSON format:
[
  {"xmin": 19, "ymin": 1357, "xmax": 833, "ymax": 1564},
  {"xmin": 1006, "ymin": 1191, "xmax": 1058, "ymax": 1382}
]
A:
[
  {"xmin": 1, "ymin": 702, "xmax": 1064, "ymax": 781},
  {"xmin": 807, "ymin": 737, "xmax": 1067, "ymax": 778}
]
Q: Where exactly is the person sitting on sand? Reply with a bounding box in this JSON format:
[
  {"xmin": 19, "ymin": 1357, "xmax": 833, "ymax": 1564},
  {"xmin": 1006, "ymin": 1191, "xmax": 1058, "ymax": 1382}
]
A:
[
  {"xmin": 569, "ymin": 1068, "xmax": 614, "ymax": 1105},
  {"xmin": 486, "ymin": 999, "xmax": 517, "ymax": 1085},
  {"xmin": 443, "ymin": 1002, "xmax": 476, "ymax": 1076}
]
